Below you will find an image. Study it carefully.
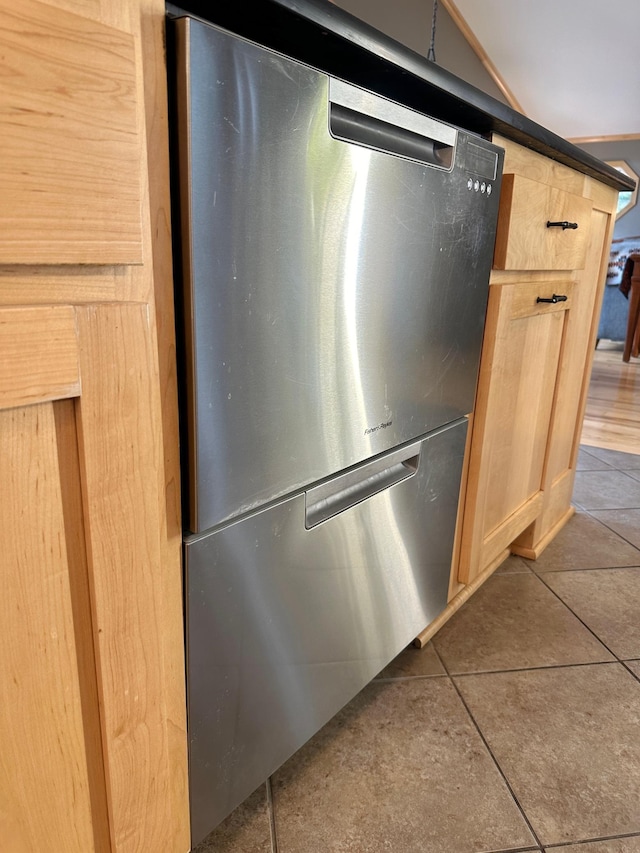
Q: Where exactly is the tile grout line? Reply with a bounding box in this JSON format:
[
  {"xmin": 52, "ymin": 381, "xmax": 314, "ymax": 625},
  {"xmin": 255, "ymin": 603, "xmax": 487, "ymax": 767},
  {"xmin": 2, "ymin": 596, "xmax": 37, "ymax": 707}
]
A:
[
  {"xmin": 525, "ymin": 569, "xmax": 640, "ymax": 685},
  {"xmin": 574, "ymin": 453, "xmax": 640, "ymax": 516},
  {"xmin": 445, "ymin": 659, "xmax": 621, "ymax": 678},
  {"xmin": 578, "ymin": 449, "xmax": 640, "ymax": 468},
  {"xmin": 530, "ymin": 564, "xmax": 640, "ymax": 574},
  {"xmin": 621, "ymin": 659, "xmax": 640, "ymax": 684},
  {"xmin": 580, "ymin": 505, "xmax": 640, "ymax": 554},
  {"xmin": 482, "ymin": 847, "xmax": 541, "ymax": 853},
  {"xmin": 375, "ymin": 672, "xmax": 449, "ymax": 683},
  {"xmin": 573, "ymin": 454, "xmax": 640, "ymax": 514},
  {"xmin": 430, "ymin": 644, "xmax": 545, "ymax": 853},
  {"xmin": 266, "ymin": 776, "xmax": 279, "ymax": 853},
  {"xmin": 577, "ymin": 503, "xmax": 640, "ymax": 512},
  {"xmin": 543, "ymin": 829, "xmax": 640, "ymax": 848},
  {"xmin": 533, "ymin": 570, "xmax": 628, "ymax": 665}
]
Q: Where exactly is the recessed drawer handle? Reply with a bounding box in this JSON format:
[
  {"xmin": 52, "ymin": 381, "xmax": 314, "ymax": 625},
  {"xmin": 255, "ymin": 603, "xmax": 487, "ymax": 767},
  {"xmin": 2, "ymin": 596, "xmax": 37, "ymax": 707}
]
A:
[
  {"xmin": 305, "ymin": 441, "xmax": 422, "ymax": 528},
  {"xmin": 536, "ymin": 293, "xmax": 568, "ymax": 304},
  {"xmin": 546, "ymin": 220, "xmax": 579, "ymax": 230}
]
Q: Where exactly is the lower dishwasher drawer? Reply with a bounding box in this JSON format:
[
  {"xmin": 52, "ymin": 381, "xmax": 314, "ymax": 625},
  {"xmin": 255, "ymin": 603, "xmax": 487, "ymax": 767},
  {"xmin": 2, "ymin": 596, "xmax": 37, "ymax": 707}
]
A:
[{"xmin": 185, "ymin": 417, "xmax": 467, "ymax": 844}]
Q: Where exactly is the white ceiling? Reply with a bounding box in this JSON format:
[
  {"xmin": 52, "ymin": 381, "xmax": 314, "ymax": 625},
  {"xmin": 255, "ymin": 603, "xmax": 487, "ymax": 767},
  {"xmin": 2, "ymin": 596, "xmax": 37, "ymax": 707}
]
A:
[{"xmin": 451, "ymin": 0, "xmax": 640, "ymax": 140}]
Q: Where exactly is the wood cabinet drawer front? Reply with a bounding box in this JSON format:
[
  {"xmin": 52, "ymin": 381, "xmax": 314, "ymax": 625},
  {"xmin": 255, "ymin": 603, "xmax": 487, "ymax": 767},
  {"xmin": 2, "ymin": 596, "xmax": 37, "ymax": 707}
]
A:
[
  {"xmin": 494, "ymin": 174, "xmax": 592, "ymax": 271},
  {"xmin": 508, "ymin": 280, "xmax": 574, "ymax": 320},
  {"xmin": 0, "ymin": 0, "xmax": 142, "ymax": 265}
]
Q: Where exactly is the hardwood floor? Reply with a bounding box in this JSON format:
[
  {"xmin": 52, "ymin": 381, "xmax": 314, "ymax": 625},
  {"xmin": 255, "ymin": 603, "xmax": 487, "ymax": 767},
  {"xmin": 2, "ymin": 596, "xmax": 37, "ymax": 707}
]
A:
[{"xmin": 581, "ymin": 342, "xmax": 640, "ymax": 453}]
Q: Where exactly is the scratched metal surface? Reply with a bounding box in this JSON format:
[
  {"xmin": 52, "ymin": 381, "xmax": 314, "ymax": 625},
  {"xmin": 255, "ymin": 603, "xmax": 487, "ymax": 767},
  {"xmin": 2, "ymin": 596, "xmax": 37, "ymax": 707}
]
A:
[
  {"xmin": 174, "ymin": 16, "xmax": 503, "ymax": 533},
  {"xmin": 185, "ymin": 419, "xmax": 467, "ymax": 842}
]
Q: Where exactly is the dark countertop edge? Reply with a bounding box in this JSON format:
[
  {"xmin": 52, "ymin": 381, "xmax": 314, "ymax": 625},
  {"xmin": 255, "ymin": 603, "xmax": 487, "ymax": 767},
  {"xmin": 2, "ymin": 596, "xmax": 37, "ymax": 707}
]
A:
[{"xmin": 167, "ymin": 0, "xmax": 635, "ymax": 192}]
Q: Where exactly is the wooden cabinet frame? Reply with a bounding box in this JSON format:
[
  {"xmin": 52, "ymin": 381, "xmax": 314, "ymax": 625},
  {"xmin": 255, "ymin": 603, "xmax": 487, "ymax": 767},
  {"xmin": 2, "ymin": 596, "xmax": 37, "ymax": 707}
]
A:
[
  {"xmin": 457, "ymin": 137, "xmax": 619, "ymax": 582},
  {"xmin": 0, "ymin": 2, "xmax": 190, "ymax": 851},
  {"xmin": 417, "ymin": 139, "xmax": 618, "ymax": 648}
]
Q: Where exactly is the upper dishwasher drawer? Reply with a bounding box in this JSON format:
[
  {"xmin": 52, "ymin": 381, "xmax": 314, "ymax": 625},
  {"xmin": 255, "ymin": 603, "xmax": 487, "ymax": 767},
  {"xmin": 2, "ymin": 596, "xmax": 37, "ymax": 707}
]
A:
[{"xmin": 493, "ymin": 174, "xmax": 592, "ymax": 271}]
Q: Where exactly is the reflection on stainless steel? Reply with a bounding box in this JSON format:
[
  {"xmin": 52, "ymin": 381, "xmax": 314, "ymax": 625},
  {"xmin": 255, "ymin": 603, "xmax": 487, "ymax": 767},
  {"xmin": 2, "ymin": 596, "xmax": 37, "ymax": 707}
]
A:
[
  {"xmin": 186, "ymin": 420, "xmax": 467, "ymax": 842},
  {"xmin": 328, "ymin": 77, "xmax": 457, "ymax": 152},
  {"xmin": 175, "ymin": 16, "xmax": 502, "ymax": 534},
  {"xmin": 305, "ymin": 439, "xmax": 421, "ymax": 528},
  {"xmin": 171, "ymin": 12, "xmax": 504, "ymax": 846}
]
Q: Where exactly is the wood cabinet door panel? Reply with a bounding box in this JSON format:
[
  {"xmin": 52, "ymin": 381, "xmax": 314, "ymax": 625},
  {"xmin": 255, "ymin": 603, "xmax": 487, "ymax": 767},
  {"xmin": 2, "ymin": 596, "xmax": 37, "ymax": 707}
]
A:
[
  {"xmin": 482, "ymin": 286, "xmax": 568, "ymax": 533},
  {"xmin": 459, "ymin": 280, "xmax": 573, "ymax": 583},
  {"xmin": 0, "ymin": 401, "xmax": 108, "ymax": 853},
  {"xmin": 0, "ymin": 301, "xmax": 188, "ymax": 852},
  {"xmin": 0, "ymin": 0, "xmax": 142, "ymax": 265},
  {"xmin": 494, "ymin": 174, "xmax": 592, "ymax": 271}
]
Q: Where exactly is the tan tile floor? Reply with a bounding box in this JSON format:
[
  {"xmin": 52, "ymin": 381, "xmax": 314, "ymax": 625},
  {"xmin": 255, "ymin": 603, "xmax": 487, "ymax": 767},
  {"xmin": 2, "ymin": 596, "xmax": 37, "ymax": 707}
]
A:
[{"xmin": 194, "ymin": 446, "xmax": 640, "ymax": 853}]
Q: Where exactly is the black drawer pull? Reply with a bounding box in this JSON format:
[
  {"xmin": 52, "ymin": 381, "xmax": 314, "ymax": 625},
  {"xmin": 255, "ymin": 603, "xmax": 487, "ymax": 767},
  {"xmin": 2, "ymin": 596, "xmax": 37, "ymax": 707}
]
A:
[
  {"xmin": 537, "ymin": 293, "xmax": 568, "ymax": 304},
  {"xmin": 547, "ymin": 220, "xmax": 578, "ymax": 230}
]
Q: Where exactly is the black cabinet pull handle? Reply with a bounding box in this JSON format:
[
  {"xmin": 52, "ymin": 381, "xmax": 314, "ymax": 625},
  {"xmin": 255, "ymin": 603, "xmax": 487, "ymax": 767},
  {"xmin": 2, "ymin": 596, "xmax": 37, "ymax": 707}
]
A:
[
  {"xmin": 547, "ymin": 220, "xmax": 578, "ymax": 230},
  {"xmin": 537, "ymin": 293, "xmax": 568, "ymax": 304}
]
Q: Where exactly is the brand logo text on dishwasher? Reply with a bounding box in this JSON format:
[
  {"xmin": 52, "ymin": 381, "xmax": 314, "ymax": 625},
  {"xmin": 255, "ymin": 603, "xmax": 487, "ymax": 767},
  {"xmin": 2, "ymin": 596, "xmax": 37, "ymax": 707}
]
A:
[{"xmin": 364, "ymin": 420, "xmax": 393, "ymax": 435}]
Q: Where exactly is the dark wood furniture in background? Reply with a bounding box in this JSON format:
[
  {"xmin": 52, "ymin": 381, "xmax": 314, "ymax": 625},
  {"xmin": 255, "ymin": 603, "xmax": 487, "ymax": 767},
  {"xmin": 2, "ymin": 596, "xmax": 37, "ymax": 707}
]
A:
[{"xmin": 624, "ymin": 253, "xmax": 640, "ymax": 361}]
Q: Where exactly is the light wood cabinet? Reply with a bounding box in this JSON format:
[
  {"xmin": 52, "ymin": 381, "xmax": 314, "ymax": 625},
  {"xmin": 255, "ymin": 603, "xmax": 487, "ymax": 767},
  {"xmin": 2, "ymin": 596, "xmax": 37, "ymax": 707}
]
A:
[
  {"xmin": 456, "ymin": 136, "xmax": 619, "ymax": 586},
  {"xmin": 0, "ymin": 1, "xmax": 189, "ymax": 851},
  {"xmin": 493, "ymin": 174, "xmax": 592, "ymax": 271},
  {"xmin": 511, "ymin": 204, "xmax": 615, "ymax": 557},
  {"xmin": 458, "ymin": 280, "xmax": 574, "ymax": 583}
]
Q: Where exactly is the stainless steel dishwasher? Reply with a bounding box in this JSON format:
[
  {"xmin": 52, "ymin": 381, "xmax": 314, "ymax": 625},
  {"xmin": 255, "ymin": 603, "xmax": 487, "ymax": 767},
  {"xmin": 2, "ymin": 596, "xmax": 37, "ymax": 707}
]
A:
[{"xmin": 169, "ymin": 11, "xmax": 503, "ymax": 844}]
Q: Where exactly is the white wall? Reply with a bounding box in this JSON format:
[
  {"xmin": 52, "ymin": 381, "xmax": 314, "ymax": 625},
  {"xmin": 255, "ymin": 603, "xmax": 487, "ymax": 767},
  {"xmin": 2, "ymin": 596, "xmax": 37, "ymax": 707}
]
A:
[
  {"xmin": 577, "ymin": 140, "xmax": 640, "ymax": 239},
  {"xmin": 332, "ymin": 0, "xmax": 509, "ymax": 105}
]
